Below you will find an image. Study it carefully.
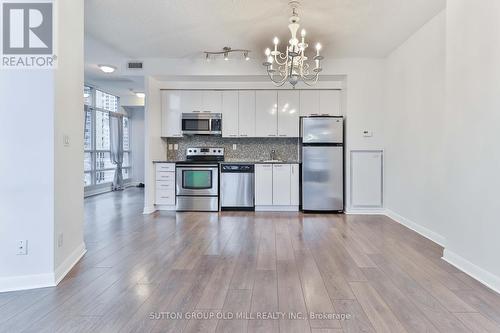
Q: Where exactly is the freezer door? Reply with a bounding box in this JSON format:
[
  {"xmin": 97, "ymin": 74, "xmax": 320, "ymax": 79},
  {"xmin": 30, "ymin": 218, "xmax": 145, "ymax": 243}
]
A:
[
  {"xmin": 301, "ymin": 117, "xmax": 343, "ymax": 143},
  {"xmin": 302, "ymin": 146, "xmax": 343, "ymax": 211}
]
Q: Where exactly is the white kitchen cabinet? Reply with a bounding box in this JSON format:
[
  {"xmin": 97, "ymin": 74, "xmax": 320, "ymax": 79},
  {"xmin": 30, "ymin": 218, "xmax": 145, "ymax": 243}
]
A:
[
  {"xmin": 255, "ymin": 90, "xmax": 278, "ymax": 137},
  {"xmin": 319, "ymin": 90, "xmax": 342, "ymax": 116},
  {"xmin": 181, "ymin": 90, "xmax": 203, "ymax": 113},
  {"xmin": 181, "ymin": 90, "xmax": 222, "ymax": 113},
  {"xmin": 202, "ymin": 91, "xmax": 222, "ymax": 113},
  {"xmin": 277, "ymin": 90, "xmax": 300, "ymax": 137},
  {"xmin": 255, "ymin": 163, "xmax": 299, "ymax": 210},
  {"xmin": 155, "ymin": 163, "xmax": 176, "ymax": 207},
  {"xmin": 300, "ymin": 90, "xmax": 320, "ymax": 116},
  {"xmin": 272, "ymin": 164, "xmax": 291, "ymax": 205},
  {"xmin": 255, "ymin": 164, "xmax": 273, "ymax": 205},
  {"xmin": 350, "ymin": 150, "xmax": 383, "ymax": 208},
  {"xmin": 161, "ymin": 90, "xmax": 183, "ymax": 137},
  {"xmin": 238, "ymin": 91, "xmax": 256, "ymax": 137},
  {"xmin": 222, "ymin": 91, "xmax": 239, "ymax": 137},
  {"xmin": 290, "ymin": 164, "xmax": 300, "ymax": 206}
]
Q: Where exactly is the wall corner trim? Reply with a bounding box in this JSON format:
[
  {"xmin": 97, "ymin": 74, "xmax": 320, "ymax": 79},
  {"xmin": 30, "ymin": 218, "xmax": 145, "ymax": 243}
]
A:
[
  {"xmin": 385, "ymin": 209, "xmax": 446, "ymax": 247},
  {"xmin": 54, "ymin": 243, "xmax": 87, "ymax": 285},
  {"xmin": 143, "ymin": 206, "xmax": 157, "ymax": 215},
  {"xmin": 442, "ymin": 249, "xmax": 500, "ymax": 294}
]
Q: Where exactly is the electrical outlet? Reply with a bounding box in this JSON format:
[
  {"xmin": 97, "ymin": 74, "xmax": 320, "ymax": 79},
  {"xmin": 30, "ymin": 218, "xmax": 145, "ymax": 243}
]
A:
[
  {"xmin": 57, "ymin": 233, "xmax": 64, "ymax": 248},
  {"xmin": 168, "ymin": 144, "xmax": 173, "ymax": 151},
  {"xmin": 174, "ymin": 144, "xmax": 179, "ymax": 150},
  {"xmin": 232, "ymin": 144, "xmax": 237, "ymax": 150},
  {"xmin": 17, "ymin": 240, "xmax": 28, "ymax": 255},
  {"xmin": 63, "ymin": 134, "xmax": 70, "ymax": 147}
]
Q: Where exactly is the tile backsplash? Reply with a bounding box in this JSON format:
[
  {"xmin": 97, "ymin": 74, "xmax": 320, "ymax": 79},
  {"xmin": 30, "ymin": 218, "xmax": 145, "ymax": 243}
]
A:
[{"xmin": 166, "ymin": 136, "xmax": 300, "ymax": 162}]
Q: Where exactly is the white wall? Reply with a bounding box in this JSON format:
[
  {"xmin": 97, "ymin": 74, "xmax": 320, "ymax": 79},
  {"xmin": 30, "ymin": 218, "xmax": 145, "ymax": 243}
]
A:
[
  {"xmin": 383, "ymin": 11, "xmax": 447, "ymax": 244},
  {"xmin": 0, "ymin": 0, "xmax": 85, "ymax": 292},
  {"xmin": 442, "ymin": 0, "xmax": 500, "ymax": 291},
  {"xmin": 0, "ymin": 71, "xmax": 55, "ymax": 290},
  {"xmin": 126, "ymin": 107, "xmax": 145, "ymax": 184},
  {"xmin": 53, "ymin": 0, "xmax": 86, "ymax": 281},
  {"xmin": 143, "ymin": 77, "xmax": 166, "ymax": 213}
]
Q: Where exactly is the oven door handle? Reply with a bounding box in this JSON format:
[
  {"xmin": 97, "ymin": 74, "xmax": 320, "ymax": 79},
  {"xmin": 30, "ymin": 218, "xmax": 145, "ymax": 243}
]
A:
[{"xmin": 176, "ymin": 165, "xmax": 219, "ymax": 169}]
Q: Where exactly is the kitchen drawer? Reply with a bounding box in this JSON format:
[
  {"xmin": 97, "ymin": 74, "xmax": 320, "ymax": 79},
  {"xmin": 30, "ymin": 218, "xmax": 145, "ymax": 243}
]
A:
[
  {"xmin": 155, "ymin": 163, "xmax": 175, "ymax": 172},
  {"xmin": 155, "ymin": 190, "xmax": 175, "ymax": 205},
  {"xmin": 156, "ymin": 171, "xmax": 175, "ymax": 181},
  {"xmin": 156, "ymin": 180, "xmax": 175, "ymax": 190}
]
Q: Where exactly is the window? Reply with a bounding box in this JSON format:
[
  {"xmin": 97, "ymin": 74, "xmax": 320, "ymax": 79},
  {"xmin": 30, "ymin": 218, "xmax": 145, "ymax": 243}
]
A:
[{"xmin": 84, "ymin": 86, "xmax": 131, "ymax": 187}]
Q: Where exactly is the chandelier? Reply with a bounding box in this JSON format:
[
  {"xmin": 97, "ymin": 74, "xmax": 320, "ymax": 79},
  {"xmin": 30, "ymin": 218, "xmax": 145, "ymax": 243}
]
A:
[{"xmin": 263, "ymin": 0, "xmax": 323, "ymax": 88}]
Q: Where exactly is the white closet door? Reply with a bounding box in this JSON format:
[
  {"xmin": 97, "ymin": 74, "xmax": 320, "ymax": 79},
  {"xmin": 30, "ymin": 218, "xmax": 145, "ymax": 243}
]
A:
[{"xmin": 350, "ymin": 150, "xmax": 383, "ymax": 208}]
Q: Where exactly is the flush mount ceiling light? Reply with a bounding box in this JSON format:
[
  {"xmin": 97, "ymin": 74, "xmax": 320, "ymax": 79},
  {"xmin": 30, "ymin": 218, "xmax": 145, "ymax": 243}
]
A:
[
  {"xmin": 135, "ymin": 92, "xmax": 146, "ymax": 98},
  {"xmin": 204, "ymin": 47, "xmax": 251, "ymax": 62},
  {"xmin": 98, "ymin": 64, "xmax": 116, "ymax": 73},
  {"xmin": 263, "ymin": 0, "xmax": 323, "ymax": 88}
]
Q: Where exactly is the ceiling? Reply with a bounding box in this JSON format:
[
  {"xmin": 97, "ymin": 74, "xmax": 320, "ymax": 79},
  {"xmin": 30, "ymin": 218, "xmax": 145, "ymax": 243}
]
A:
[{"xmin": 84, "ymin": 0, "xmax": 445, "ymax": 60}]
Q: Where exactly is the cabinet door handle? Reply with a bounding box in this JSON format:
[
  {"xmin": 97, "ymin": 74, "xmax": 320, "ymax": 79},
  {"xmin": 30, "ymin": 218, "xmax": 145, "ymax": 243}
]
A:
[
  {"xmin": 279, "ymin": 134, "xmax": 287, "ymax": 137},
  {"xmin": 229, "ymin": 134, "xmax": 237, "ymax": 137},
  {"xmin": 202, "ymin": 111, "xmax": 211, "ymax": 113},
  {"xmin": 240, "ymin": 134, "xmax": 248, "ymax": 137},
  {"xmin": 192, "ymin": 110, "xmax": 201, "ymax": 113},
  {"xmin": 268, "ymin": 134, "xmax": 277, "ymax": 137}
]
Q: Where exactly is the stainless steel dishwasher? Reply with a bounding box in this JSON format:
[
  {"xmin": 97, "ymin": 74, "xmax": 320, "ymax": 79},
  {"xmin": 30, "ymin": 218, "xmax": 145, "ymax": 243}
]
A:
[{"xmin": 220, "ymin": 164, "xmax": 254, "ymax": 210}]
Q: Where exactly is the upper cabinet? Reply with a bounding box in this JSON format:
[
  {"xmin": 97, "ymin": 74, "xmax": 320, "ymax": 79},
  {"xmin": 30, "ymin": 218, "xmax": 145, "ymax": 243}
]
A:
[
  {"xmin": 181, "ymin": 90, "xmax": 202, "ymax": 113},
  {"xmin": 162, "ymin": 89, "xmax": 341, "ymax": 138},
  {"xmin": 300, "ymin": 90, "xmax": 320, "ymax": 116},
  {"xmin": 300, "ymin": 90, "xmax": 341, "ymax": 116},
  {"xmin": 202, "ymin": 91, "xmax": 222, "ymax": 113},
  {"xmin": 319, "ymin": 90, "xmax": 342, "ymax": 116},
  {"xmin": 222, "ymin": 91, "xmax": 239, "ymax": 137},
  {"xmin": 277, "ymin": 90, "xmax": 300, "ymax": 137},
  {"xmin": 256, "ymin": 90, "xmax": 278, "ymax": 137},
  {"xmin": 181, "ymin": 90, "xmax": 222, "ymax": 113},
  {"xmin": 161, "ymin": 90, "xmax": 183, "ymax": 137},
  {"xmin": 238, "ymin": 91, "xmax": 256, "ymax": 137}
]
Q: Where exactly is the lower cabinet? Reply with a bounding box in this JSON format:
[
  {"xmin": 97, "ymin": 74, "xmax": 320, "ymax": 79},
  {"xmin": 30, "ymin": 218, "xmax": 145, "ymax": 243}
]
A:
[
  {"xmin": 155, "ymin": 163, "xmax": 176, "ymax": 208},
  {"xmin": 255, "ymin": 163, "xmax": 299, "ymax": 211}
]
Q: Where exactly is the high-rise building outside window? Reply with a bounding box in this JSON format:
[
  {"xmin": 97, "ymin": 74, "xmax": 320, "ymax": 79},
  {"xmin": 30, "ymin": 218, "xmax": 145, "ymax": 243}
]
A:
[{"xmin": 83, "ymin": 86, "xmax": 131, "ymax": 189}]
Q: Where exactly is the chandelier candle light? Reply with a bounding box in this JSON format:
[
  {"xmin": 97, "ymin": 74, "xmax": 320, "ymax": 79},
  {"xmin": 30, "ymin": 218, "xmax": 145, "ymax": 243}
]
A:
[{"xmin": 263, "ymin": 0, "xmax": 323, "ymax": 87}]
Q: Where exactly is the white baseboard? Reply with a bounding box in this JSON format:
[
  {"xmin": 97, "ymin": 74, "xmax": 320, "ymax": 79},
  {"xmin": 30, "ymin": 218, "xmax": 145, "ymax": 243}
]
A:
[
  {"xmin": 54, "ymin": 243, "xmax": 87, "ymax": 285},
  {"xmin": 0, "ymin": 243, "xmax": 87, "ymax": 292},
  {"xmin": 156, "ymin": 205, "xmax": 176, "ymax": 211},
  {"xmin": 255, "ymin": 205, "xmax": 299, "ymax": 212},
  {"xmin": 345, "ymin": 208, "xmax": 386, "ymax": 215},
  {"xmin": 385, "ymin": 209, "xmax": 446, "ymax": 247},
  {"xmin": 143, "ymin": 206, "xmax": 157, "ymax": 215},
  {"xmin": 0, "ymin": 272, "xmax": 56, "ymax": 293},
  {"xmin": 443, "ymin": 249, "xmax": 500, "ymax": 294}
]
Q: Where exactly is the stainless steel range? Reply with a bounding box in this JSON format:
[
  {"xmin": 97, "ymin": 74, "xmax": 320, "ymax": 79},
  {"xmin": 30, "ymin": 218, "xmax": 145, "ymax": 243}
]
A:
[{"xmin": 175, "ymin": 147, "xmax": 224, "ymax": 212}]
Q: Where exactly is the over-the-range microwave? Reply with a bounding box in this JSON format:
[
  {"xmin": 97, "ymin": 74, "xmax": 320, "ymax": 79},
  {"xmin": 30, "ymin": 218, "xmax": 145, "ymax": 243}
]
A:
[{"xmin": 181, "ymin": 112, "xmax": 222, "ymax": 135}]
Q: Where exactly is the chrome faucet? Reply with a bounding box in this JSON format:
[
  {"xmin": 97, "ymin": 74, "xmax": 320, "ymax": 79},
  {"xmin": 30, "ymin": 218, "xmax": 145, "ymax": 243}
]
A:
[{"xmin": 270, "ymin": 149, "xmax": 277, "ymax": 161}]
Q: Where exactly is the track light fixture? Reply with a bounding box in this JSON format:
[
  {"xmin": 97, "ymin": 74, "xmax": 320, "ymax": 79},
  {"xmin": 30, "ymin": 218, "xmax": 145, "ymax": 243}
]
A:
[{"xmin": 204, "ymin": 47, "xmax": 251, "ymax": 62}]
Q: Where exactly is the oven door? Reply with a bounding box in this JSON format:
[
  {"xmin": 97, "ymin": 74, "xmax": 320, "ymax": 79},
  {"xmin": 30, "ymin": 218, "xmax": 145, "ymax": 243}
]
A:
[{"xmin": 176, "ymin": 165, "xmax": 219, "ymax": 196}]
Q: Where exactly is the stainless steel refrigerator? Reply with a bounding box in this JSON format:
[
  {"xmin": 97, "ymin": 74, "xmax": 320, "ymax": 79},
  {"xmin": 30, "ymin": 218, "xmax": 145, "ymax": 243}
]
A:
[{"xmin": 300, "ymin": 116, "xmax": 344, "ymax": 211}]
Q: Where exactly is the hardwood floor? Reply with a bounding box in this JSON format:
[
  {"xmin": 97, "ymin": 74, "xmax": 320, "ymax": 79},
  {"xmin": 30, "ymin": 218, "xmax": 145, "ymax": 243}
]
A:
[{"xmin": 1, "ymin": 187, "xmax": 500, "ymax": 332}]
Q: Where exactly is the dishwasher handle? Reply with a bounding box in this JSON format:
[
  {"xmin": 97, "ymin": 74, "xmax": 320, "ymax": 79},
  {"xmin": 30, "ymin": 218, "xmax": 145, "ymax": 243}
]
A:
[{"xmin": 221, "ymin": 164, "xmax": 255, "ymax": 173}]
